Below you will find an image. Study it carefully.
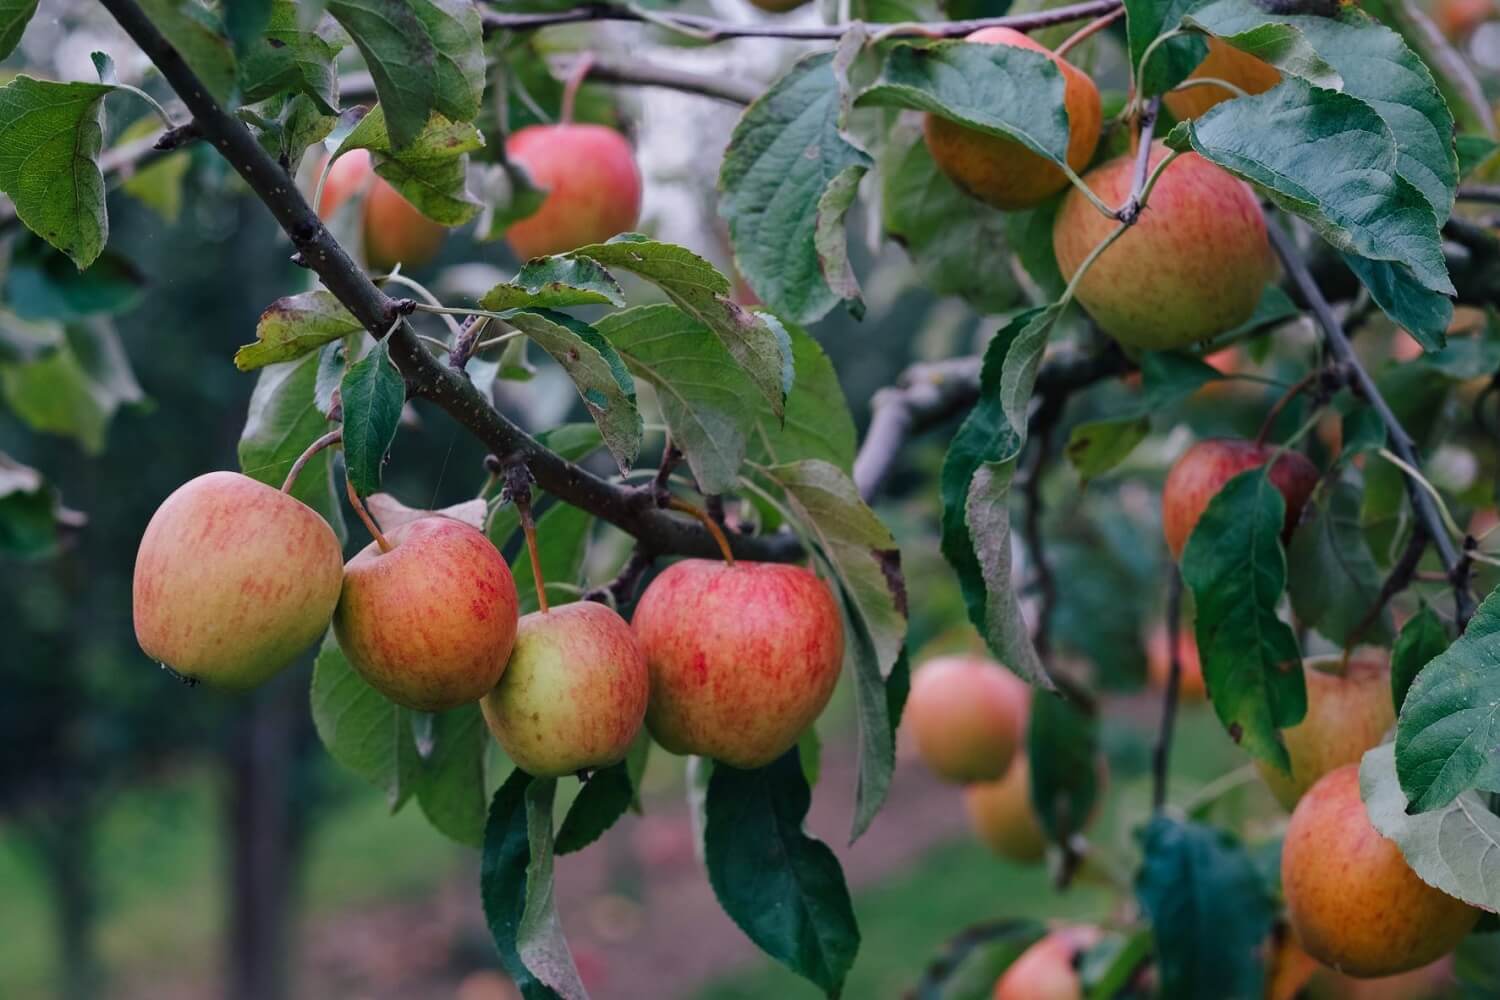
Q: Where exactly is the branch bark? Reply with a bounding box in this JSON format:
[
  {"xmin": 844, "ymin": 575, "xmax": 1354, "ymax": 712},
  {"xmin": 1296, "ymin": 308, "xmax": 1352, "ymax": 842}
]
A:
[{"xmin": 552, "ymin": 55, "xmax": 759, "ymax": 106}]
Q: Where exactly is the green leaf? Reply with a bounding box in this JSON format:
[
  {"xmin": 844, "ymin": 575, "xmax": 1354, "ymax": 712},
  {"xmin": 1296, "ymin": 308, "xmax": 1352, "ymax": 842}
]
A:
[
  {"xmin": 1339, "ymin": 405, "xmax": 1387, "ymax": 461},
  {"xmin": 241, "ymin": 92, "xmax": 336, "ymax": 173},
  {"xmin": 1395, "ymin": 586, "xmax": 1500, "ymax": 812},
  {"xmin": 236, "ymin": 291, "xmax": 364, "ymax": 370},
  {"xmin": 1127, "ymin": 0, "xmax": 1209, "ymax": 96},
  {"xmin": 1343, "ymin": 253, "xmax": 1453, "ymax": 351},
  {"xmin": 415, "ymin": 704, "xmax": 489, "ymax": 847},
  {"xmin": 6, "ymin": 241, "xmax": 144, "ymax": 320},
  {"xmin": 1181, "ymin": 469, "xmax": 1305, "ymax": 769},
  {"xmin": 138, "ymin": 0, "xmax": 237, "ymax": 104},
  {"xmin": 0, "ymin": 451, "xmax": 59, "ymax": 558},
  {"xmin": 486, "ymin": 425, "xmax": 603, "ymax": 549},
  {"xmin": 0, "ymin": 318, "xmax": 144, "ymax": 455},
  {"xmin": 326, "ymin": 0, "xmax": 484, "ymax": 150},
  {"xmin": 339, "ymin": 338, "xmax": 405, "ymax": 496},
  {"xmin": 1027, "ymin": 691, "xmax": 1099, "ymax": 846},
  {"xmin": 337, "ymin": 105, "xmax": 483, "ymax": 225},
  {"xmin": 480, "ymin": 257, "xmax": 625, "ymax": 312},
  {"xmin": 598, "ymin": 304, "xmax": 755, "ymax": 495},
  {"xmin": 504, "ymin": 309, "xmax": 641, "ymax": 475},
  {"xmin": 719, "ymin": 51, "xmax": 870, "ymax": 325},
  {"xmin": 1458, "ymin": 134, "xmax": 1500, "ymax": 178},
  {"xmin": 1065, "ymin": 416, "xmax": 1151, "ymax": 481},
  {"xmin": 1418, "ymin": 311, "xmax": 1500, "ymax": 378},
  {"xmin": 572, "ymin": 237, "xmax": 793, "ymax": 420},
  {"xmin": 556, "ymin": 759, "xmax": 635, "ymax": 855},
  {"xmin": 940, "ymin": 306, "xmax": 1061, "ymax": 687},
  {"xmin": 911, "ymin": 920, "xmax": 1045, "ymax": 1000},
  {"xmin": 1392, "ymin": 603, "xmax": 1447, "ymax": 714},
  {"xmin": 1285, "ymin": 474, "xmax": 1391, "ymax": 648},
  {"xmin": 704, "ymin": 750, "xmax": 860, "ymax": 994},
  {"xmin": 116, "ymin": 117, "xmax": 190, "ymax": 224},
  {"xmin": 481, "ymin": 770, "xmax": 563, "ymax": 1000},
  {"xmin": 509, "ymin": 501, "xmax": 591, "ymax": 616},
  {"xmin": 0, "ymin": 77, "xmax": 112, "ymax": 269},
  {"xmin": 310, "ymin": 633, "xmax": 420, "ymax": 810},
  {"xmin": 1361, "ymin": 0, "xmax": 1493, "ymax": 139},
  {"xmin": 516, "ymin": 778, "xmax": 588, "ymax": 999},
  {"xmin": 1362, "ymin": 742, "xmax": 1500, "ymax": 912},
  {"xmin": 1135, "ymin": 816, "xmax": 1274, "ymax": 999},
  {"xmin": 0, "ymin": 0, "xmax": 37, "ymax": 59},
  {"xmin": 238, "ymin": 0, "xmax": 343, "ymax": 113},
  {"xmin": 238, "ymin": 350, "xmax": 344, "ymax": 532},
  {"xmin": 745, "ymin": 319, "xmax": 857, "ymax": 472},
  {"xmin": 1004, "ymin": 200, "xmax": 1067, "ymax": 301}
]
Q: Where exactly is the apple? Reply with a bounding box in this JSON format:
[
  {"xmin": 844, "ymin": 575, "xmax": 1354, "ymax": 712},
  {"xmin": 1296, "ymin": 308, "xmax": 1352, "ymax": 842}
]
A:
[
  {"xmin": 133, "ymin": 471, "xmax": 344, "ymax": 689},
  {"xmin": 630, "ymin": 559, "xmax": 844, "ymax": 769},
  {"xmin": 481, "ymin": 601, "xmax": 649, "ymax": 777},
  {"xmin": 504, "ymin": 124, "xmax": 643, "ymax": 260},
  {"xmin": 993, "ymin": 925, "xmax": 1102, "ymax": 1000},
  {"xmin": 924, "ymin": 27, "xmax": 1101, "ymax": 210},
  {"xmin": 1053, "ymin": 143, "xmax": 1276, "ymax": 351},
  {"xmin": 964, "ymin": 755, "xmax": 1047, "ymax": 864},
  {"xmin": 905, "ymin": 655, "xmax": 1029, "ymax": 782},
  {"xmin": 1162, "ymin": 37, "xmax": 1280, "ymax": 121},
  {"xmin": 317, "ymin": 149, "xmax": 447, "ymax": 271},
  {"xmin": 1282, "ymin": 765, "xmax": 1478, "ymax": 978},
  {"xmin": 1255, "ymin": 653, "xmax": 1395, "ymax": 810},
  {"xmin": 334, "ymin": 517, "xmax": 519, "ymax": 711},
  {"xmin": 1161, "ymin": 437, "xmax": 1320, "ymax": 560},
  {"xmin": 1145, "ymin": 624, "xmax": 1207, "ymax": 701},
  {"xmin": 1434, "ymin": 0, "xmax": 1495, "ymax": 38}
]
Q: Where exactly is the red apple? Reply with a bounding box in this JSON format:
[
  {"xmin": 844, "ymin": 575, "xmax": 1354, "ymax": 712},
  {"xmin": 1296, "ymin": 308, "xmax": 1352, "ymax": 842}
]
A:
[
  {"xmin": 905, "ymin": 655, "xmax": 1029, "ymax": 782},
  {"xmin": 1161, "ymin": 438, "xmax": 1320, "ymax": 560},
  {"xmin": 1054, "ymin": 144, "xmax": 1276, "ymax": 351},
  {"xmin": 1282, "ymin": 765, "xmax": 1478, "ymax": 978},
  {"xmin": 504, "ymin": 124, "xmax": 643, "ymax": 259},
  {"xmin": 924, "ymin": 27, "xmax": 1101, "ymax": 211},
  {"xmin": 481, "ymin": 601, "xmax": 649, "ymax": 777},
  {"xmin": 1162, "ymin": 37, "xmax": 1281, "ymax": 122},
  {"xmin": 964, "ymin": 755, "xmax": 1047, "ymax": 864},
  {"xmin": 334, "ymin": 517, "xmax": 519, "ymax": 711},
  {"xmin": 1434, "ymin": 0, "xmax": 1495, "ymax": 38},
  {"xmin": 317, "ymin": 149, "xmax": 447, "ymax": 271},
  {"xmin": 133, "ymin": 471, "xmax": 344, "ymax": 688},
  {"xmin": 630, "ymin": 559, "xmax": 844, "ymax": 769},
  {"xmin": 993, "ymin": 925, "xmax": 1102, "ymax": 1000}
]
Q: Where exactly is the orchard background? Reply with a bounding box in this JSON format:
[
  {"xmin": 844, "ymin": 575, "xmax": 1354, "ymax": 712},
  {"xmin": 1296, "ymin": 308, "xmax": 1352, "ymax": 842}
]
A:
[{"xmin": 7, "ymin": 0, "xmax": 1500, "ymax": 997}]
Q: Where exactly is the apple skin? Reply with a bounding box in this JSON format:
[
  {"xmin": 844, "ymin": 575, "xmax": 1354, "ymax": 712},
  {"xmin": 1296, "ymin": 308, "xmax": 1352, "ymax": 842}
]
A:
[
  {"xmin": 993, "ymin": 925, "xmax": 1102, "ymax": 1000},
  {"xmin": 481, "ymin": 601, "xmax": 649, "ymax": 777},
  {"xmin": 1161, "ymin": 437, "xmax": 1320, "ymax": 560},
  {"xmin": 1053, "ymin": 143, "xmax": 1276, "ymax": 350},
  {"xmin": 133, "ymin": 471, "xmax": 344, "ymax": 689},
  {"xmin": 924, "ymin": 28, "xmax": 1101, "ymax": 211},
  {"xmin": 964, "ymin": 755, "xmax": 1047, "ymax": 864},
  {"xmin": 334, "ymin": 517, "xmax": 519, "ymax": 712},
  {"xmin": 1282, "ymin": 765, "xmax": 1479, "ymax": 979},
  {"xmin": 504, "ymin": 124, "xmax": 643, "ymax": 260},
  {"xmin": 1162, "ymin": 37, "xmax": 1280, "ymax": 121},
  {"xmin": 1145, "ymin": 624, "xmax": 1207, "ymax": 701},
  {"xmin": 906, "ymin": 655, "xmax": 1028, "ymax": 782},
  {"xmin": 630, "ymin": 559, "xmax": 844, "ymax": 769},
  {"xmin": 1255, "ymin": 653, "xmax": 1395, "ymax": 810},
  {"xmin": 317, "ymin": 149, "xmax": 447, "ymax": 271}
]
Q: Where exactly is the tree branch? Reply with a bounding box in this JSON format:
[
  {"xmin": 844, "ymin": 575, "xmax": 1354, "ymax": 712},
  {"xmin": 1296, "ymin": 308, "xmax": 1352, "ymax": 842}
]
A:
[
  {"xmin": 1152, "ymin": 569, "xmax": 1183, "ymax": 811},
  {"xmin": 97, "ymin": 0, "xmax": 799, "ymax": 564},
  {"xmin": 552, "ymin": 55, "xmax": 759, "ymax": 106}
]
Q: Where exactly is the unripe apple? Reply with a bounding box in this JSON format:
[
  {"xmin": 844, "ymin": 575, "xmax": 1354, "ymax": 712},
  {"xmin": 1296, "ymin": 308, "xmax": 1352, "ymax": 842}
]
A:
[
  {"xmin": 964, "ymin": 755, "xmax": 1047, "ymax": 864},
  {"xmin": 993, "ymin": 925, "xmax": 1101, "ymax": 1000},
  {"xmin": 1282, "ymin": 765, "xmax": 1478, "ymax": 978},
  {"xmin": 1145, "ymin": 624, "xmax": 1206, "ymax": 701},
  {"xmin": 335, "ymin": 517, "xmax": 519, "ymax": 711},
  {"xmin": 923, "ymin": 27, "xmax": 1102, "ymax": 210},
  {"xmin": 481, "ymin": 601, "xmax": 649, "ymax": 777},
  {"xmin": 1161, "ymin": 437, "xmax": 1320, "ymax": 560},
  {"xmin": 631, "ymin": 559, "xmax": 843, "ymax": 769},
  {"xmin": 1053, "ymin": 143, "xmax": 1276, "ymax": 350},
  {"xmin": 905, "ymin": 655, "xmax": 1029, "ymax": 782},
  {"xmin": 504, "ymin": 124, "xmax": 643, "ymax": 259},
  {"xmin": 1255, "ymin": 653, "xmax": 1395, "ymax": 810},
  {"xmin": 133, "ymin": 471, "xmax": 344, "ymax": 689},
  {"xmin": 1162, "ymin": 37, "xmax": 1280, "ymax": 122},
  {"xmin": 317, "ymin": 149, "xmax": 447, "ymax": 271}
]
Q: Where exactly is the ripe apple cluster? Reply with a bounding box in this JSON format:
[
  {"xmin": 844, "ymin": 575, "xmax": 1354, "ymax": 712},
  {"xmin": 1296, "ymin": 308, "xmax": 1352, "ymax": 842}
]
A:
[{"xmin": 133, "ymin": 473, "xmax": 845, "ymax": 777}]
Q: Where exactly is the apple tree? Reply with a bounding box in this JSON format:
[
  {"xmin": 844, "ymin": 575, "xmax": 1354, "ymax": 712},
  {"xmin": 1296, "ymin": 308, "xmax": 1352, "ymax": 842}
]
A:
[{"xmin": 6, "ymin": 0, "xmax": 1500, "ymax": 996}]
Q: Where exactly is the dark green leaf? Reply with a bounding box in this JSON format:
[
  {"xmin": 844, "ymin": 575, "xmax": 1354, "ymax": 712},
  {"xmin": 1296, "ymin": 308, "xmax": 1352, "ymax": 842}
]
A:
[
  {"xmin": 1344, "ymin": 253, "xmax": 1453, "ymax": 351},
  {"xmin": 415, "ymin": 705, "xmax": 489, "ymax": 847},
  {"xmin": 1286, "ymin": 475, "xmax": 1390, "ymax": 647},
  {"xmin": 705, "ymin": 750, "xmax": 859, "ymax": 995},
  {"xmin": 1340, "ymin": 405, "xmax": 1387, "ymax": 461},
  {"xmin": 1, "ymin": 318, "xmax": 144, "ymax": 455},
  {"xmin": 516, "ymin": 778, "xmax": 588, "ymax": 999},
  {"xmin": 6, "ymin": 242, "xmax": 144, "ymax": 320},
  {"xmin": 338, "ymin": 105, "xmax": 483, "ymax": 225},
  {"xmin": 310, "ymin": 633, "xmax": 419, "ymax": 810},
  {"xmin": 1418, "ymin": 311, "xmax": 1500, "ymax": 378},
  {"xmin": 1458, "ymin": 134, "xmax": 1500, "ymax": 179},
  {"xmin": 556, "ymin": 760, "xmax": 634, "ymax": 855},
  {"xmin": 238, "ymin": 0, "xmax": 342, "ymax": 113},
  {"xmin": 340, "ymin": 338, "xmax": 405, "ymax": 496},
  {"xmin": 1127, "ymin": 0, "xmax": 1209, "ymax": 96},
  {"xmin": 480, "ymin": 770, "xmax": 562, "ymax": 1000},
  {"xmin": 238, "ymin": 350, "xmax": 344, "ymax": 533},
  {"xmin": 1027, "ymin": 691, "xmax": 1099, "ymax": 845},
  {"xmin": 745, "ymin": 319, "xmax": 857, "ymax": 472},
  {"xmin": 0, "ymin": 0, "xmax": 37, "ymax": 59},
  {"xmin": 0, "ymin": 452, "xmax": 59, "ymax": 558},
  {"xmin": 138, "ymin": 0, "xmax": 237, "ymax": 103},
  {"xmin": 1392, "ymin": 603, "xmax": 1447, "ymax": 714},
  {"xmin": 481, "ymin": 257, "xmax": 626, "ymax": 311},
  {"xmin": 236, "ymin": 290, "xmax": 364, "ymax": 370}
]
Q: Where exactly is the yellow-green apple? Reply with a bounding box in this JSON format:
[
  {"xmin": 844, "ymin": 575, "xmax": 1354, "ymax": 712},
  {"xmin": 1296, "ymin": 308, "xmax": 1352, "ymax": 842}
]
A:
[
  {"xmin": 1053, "ymin": 144, "xmax": 1275, "ymax": 350},
  {"xmin": 1145, "ymin": 624, "xmax": 1207, "ymax": 701},
  {"xmin": 964, "ymin": 755, "xmax": 1047, "ymax": 864},
  {"xmin": 1282, "ymin": 765, "xmax": 1479, "ymax": 978},
  {"xmin": 133, "ymin": 471, "xmax": 344, "ymax": 688},
  {"xmin": 905, "ymin": 655, "xmax": 1029, "ymax": 782},
  {"xmin": 481, "ymin": 601, "xmax": 649, "ymax": 777},
  {"xmin": 994, "ymin": 925, "xmax": 1102, "ymax": 1000},
  {"xmin": 1161, "ymin": 437, "xmax": 1320, "ymax": 559},
  {"xmin": 317, "ymin": 149, "xmax": 447, "ymax": 271},
  {"xmin": 630, "ymin": 559, "xmax": 843, "ymax": 769},
  {"xmin": 1162, "ymin": 37, "xmax": 1280, "ymax": 121},
  {"xmin": 504, "ymin": 124, "xmax": 643, "ymax": 259},
  {"xmin": 335, "ymin": 517, "xmax": 519, "ymax": 711},
  {"xmin": 924, "ymin": 27, "xmax": 1101, "ymax": 210},
  {"xmin": 1255, "ymin": 653, "xmax": 1395, "ymax": 810}
]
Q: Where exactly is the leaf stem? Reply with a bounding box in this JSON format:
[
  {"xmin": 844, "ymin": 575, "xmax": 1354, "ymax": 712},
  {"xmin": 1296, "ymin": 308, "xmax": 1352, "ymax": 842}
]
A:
[
  {"xmin": 113, "ymin": 82, "xmax": 176, "ymax": 130},
  {"xmin": 346, "ymin": 474, "xmax": 393, "ymax": 553},
  {"xmin": 383, "ymin": 273, "xmax": 465, "ymax": 339},
  {"xmin": 1254, "ymin": 370, "xmax": 1319, "ymax": 447},
  {"xmin": 560, "ymin": 51, "xmax": 595, "ymax": 125},
  {"xmin": 281, "ymin": 429, "xmax": 343, "ymax": 494},
  {"xmin": 1169, "ymin": 75, "xmax": 1249, "ymax": 100},
  {"xmin": 1055, "ymin": 6, "xmax": 1125, "ymax": 58}
]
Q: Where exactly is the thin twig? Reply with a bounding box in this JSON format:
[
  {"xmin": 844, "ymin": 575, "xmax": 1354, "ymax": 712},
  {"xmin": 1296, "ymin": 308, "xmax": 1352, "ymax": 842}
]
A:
[
  {"xmin": 1456, "ymin": 184, "xmax": 1500, "ymax": 205},
  {"xmin": 1345, "ymin": 526, "xmax": 1429, "ymax": 655},
  {"xmin": 1116, "ymin": 97, "xmax": 1162, "ymax": 225},
  {"xmin": 1152, "ymin": 569, "xmax": 1184, "ymax": 811},
  {"xmin": 583, "ymin": 548, "xmax": 655, "ymax": 608},
  {"xmin": 553, "ymin": 54, "xmax": 759, "ymax": 106},
  {"xmin": 1254, "ymin": 370, "xmax": 1319, "ymax": 447}
]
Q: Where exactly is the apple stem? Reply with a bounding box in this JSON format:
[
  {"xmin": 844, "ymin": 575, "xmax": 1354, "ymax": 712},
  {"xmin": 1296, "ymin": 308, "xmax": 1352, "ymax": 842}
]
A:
[
  {"xmin": 345, "ymin": 475, "xmax": 393, "ymax": 553},
  {"xmin": 281, "ymin": 429, "xmax": 344, "ymax": 494},
  {"xmin": 667, "ymin": 497, "xmax": 735, "ymax": 565},
  {"xmin": 560, "ymin": 52, "xmax": 596, "ymax": 126},
  {"xmin": 1054, "ymin": 5, "xmax": 1124, "ymax": 59},
  {"xmin": 1255, "ymin": 370, "xmax": 1319, "ymax": 447},
  {"xmin": 518, "ymin": 496, "xmax": 551, "ymax": 614}
]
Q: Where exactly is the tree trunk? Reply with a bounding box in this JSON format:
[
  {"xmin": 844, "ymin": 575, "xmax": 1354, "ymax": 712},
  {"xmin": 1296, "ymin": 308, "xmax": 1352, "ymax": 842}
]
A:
[{"xmin": 30, "ymin": 804, "xmax": 102, "ymax": 1000}]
